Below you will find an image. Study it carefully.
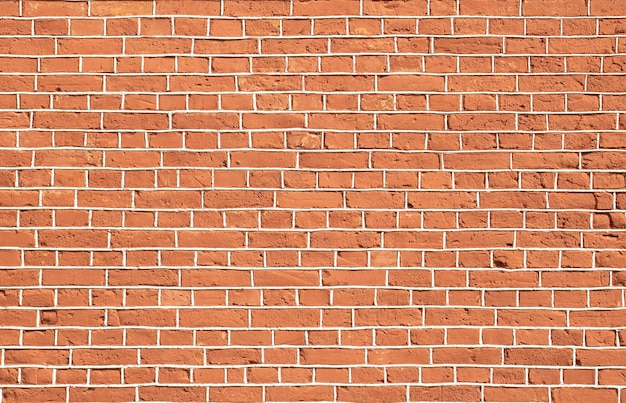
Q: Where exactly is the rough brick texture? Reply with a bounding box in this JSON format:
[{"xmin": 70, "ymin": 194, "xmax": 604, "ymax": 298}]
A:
[{"xmin": 1, "ymin": 0, "xmax": 626, "ymax": 402}]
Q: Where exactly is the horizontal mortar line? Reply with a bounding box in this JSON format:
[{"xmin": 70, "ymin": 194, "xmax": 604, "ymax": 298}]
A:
[
  {"xmin": 11, "ymin": 72, "xmax": 626, "ymax": 77},
  {"xmin": 1, "ymin": 193, "xmax": 619, "ymax": 197},
  {"xmin": 0, "ymin": 386, "xmax": 612, "ymax": 388},
  {"xmin": 7, "ymin": 15, "xmax": 626, "ymax": 19},
  {"xmin": 0, "ymin": 345, "xmax": 618, "ymax": 351},
  {"xmin": 5, "ymin": 330, "xmax": 617, "ymax": 338},
  {"xmin": 0, "ymin": 349, "xmax": 603, "ymax": 353},
  {"xmin": 0, "ymin": 350, "xmax": 602, "ymax": 353},
  {"xmin": 0, "ymin": 383, "xmax": 611, "ymax": 388},
  {"xmin": 3, "ymin": 272, "xmax": 619, "ymax": 276},
  {"xmin": 3, "ymin": 268, "xmax": 622, "ymax": 273},
  {"xmin": 3, "ymin": 33, "xmax": 625, "ymax": 38},
  {"xmin": 0, "ymin": 168, "xmax": 532, "ymax": 172},
  {"xmin": 4, "ymin": 90, "xmax": 626, "ymax": 95},
  {"xmin": 5, "ymin": 227, "xmax": 626, "ymax": 232},
  {"xmin": 11, "ymin": 248, "xmax": 618, "ymax": 252},
  {"xmin": 3, "ymin": 52, "xmax": 626, "ymax": 57},
  {"xmin": 0, "ymin": 167, "xmax": 608, "ymax": 170},
  {"xmin": 3, "ymin": 109, "xmax": 626, "ymax": 114},
  {"xmin": 0, "ymin": 339, "xmax": 620, "ymax": 345},
  {"xmin": 3, "ymin": 210, "xmax": 626, "ymax": 215},
  {"xmin": 2, "ymin": 202, "xmax": 624, "ymax": 207},
  {"xmin": 2, "ymin": 205, "xmax": 626, "ymax": 211},
  {"xmin": 10, "ymin": 70, "xmax": 566, "ymax": 75},
  {"xmin": 6, "ymin": 120, "xmax": 626, "ymax": 125},
  {"xmin": 2, "ymin": 282, "xmax": 626, "ymax": 288},
  {"xmin": 2, "ymin": 189, "xmax": 623, "ymax": 194},
  {"xmin": 2, "ymin": 47, "xmax": 625, "ymax": 53},
  {"xmin": 2, "ymin": 116, "xmax": 626, "ymax": 122},
  {"xmin": 1, "ymin": 189, "xmax": 621, "ymax": 194},
  {"xmin": 0, "ymin": 345, "xmax": 608, "ymax": 350},
  {"xmin": 2, "ymin": 290, "xmax": 622, "ymax": 297},
  {"xmin": 8, "ymin": 291, "xmax": 622, "ymax": 297},
  {"xmin": 0, "ymin": 149, "xmax": 618, "ymax": 153},
  {"xmin": 1, "ymin": 34, "xmax": 624, "ymax": 40},
  {"xmin": 0, "ymin": 366, "xmax": 615, "ymax": 373},
  {"xmin": 6, "ymin": 90, "xmax": 626, "ymax": 94},
  {"xmin": 8, "ymin": 227, "xmax": 626, "ymax": 232},
  {"xmin": 4, "ymin": 107, "xmax": 624, "ymax": 111},
  {"xmin": 3, "ymin": 296, "xmax": 621, "ymax": 300},
  {"xmin": 4, "ymin": 72, "xmax": 626, "ymax": 78},
  {"xmin": 2, "ymin": 186, "xmax": 624, "ymax": 190},
  {"xmin": 0, "ymin": 325, "xmax": 622, "ymax": 331},
  {"xmin": 0, "ymin": 185, "xmax": 607, "ymax": 189},
  {"xmin": 0, "ymin": 151, "xmax": 619, "ymax": 155},
  {"xmin": 4, "ymin": 128, "xmax": 626, "ymax": 133},
  {"xmin": 0, "ymin": 149, "xmax": 620, "ymax": 154},
  {"xmin": 0, "ymin": 148, "xmax": 626, "ymax": 152},
  {"xmin": 2, "ymin": 69, "xmax": 600, "ymax": 75},
  {"xmin": 1, "ymin": 305, "xmax": 624, "ymax": 310},
  {"xmin": 7, "ymin": 129, "xmax": 624, "ymax": 135},
  {"xmin": 2, "ymin": 277, "xmax": 622, "ymax": 282},
  {"xmin": 0, "ymin": 161, "xmax": 626, "ymax": 164}
]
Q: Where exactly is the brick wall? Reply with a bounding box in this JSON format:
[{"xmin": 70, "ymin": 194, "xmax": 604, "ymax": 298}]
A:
[{"xmin": 1, "ymin": 0, "xmax": 626, "ymax": 402}]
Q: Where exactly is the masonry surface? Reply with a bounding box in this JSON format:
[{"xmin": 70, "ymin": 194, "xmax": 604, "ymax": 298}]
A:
[{"xmin": 0, "ymin": 0, "xmax": 626, "ymax": 402}]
